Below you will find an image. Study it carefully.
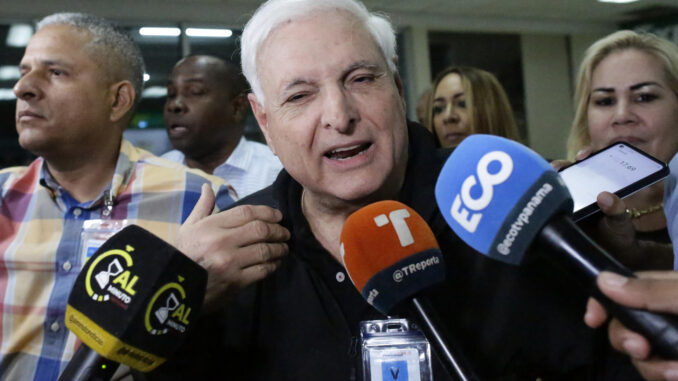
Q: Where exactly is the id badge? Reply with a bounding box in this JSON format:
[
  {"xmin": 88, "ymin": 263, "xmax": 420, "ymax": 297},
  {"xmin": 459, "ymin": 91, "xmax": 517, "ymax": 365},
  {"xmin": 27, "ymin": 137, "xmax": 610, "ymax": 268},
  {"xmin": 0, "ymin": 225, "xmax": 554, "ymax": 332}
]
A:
[
  {"xmin": 361, "ymin": 319, "xmax": 432, "ymax": 381},
  {"xmin": 80, "ymin": 219, "xmax": 128, "ymax": 261}
]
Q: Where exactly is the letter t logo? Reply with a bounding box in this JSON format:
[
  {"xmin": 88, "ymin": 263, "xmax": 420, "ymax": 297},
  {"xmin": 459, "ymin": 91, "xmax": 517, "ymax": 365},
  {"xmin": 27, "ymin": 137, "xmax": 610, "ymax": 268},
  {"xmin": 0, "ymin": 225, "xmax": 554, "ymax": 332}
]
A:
[{"xmin": 374, "ymin": 209, "xmax": 414, "ymax": 247}]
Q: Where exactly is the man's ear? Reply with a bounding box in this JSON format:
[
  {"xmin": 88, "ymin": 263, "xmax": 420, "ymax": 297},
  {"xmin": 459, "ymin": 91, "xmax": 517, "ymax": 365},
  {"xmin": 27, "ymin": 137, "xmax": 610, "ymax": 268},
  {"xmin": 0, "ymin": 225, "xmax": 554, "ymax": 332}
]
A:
[
  {"xmin": 248, "ymin": 93, "xmax": 275, "ymax": 155},
  {"xmin": 231, "ymin": 93, "xmax": 249, "ymax": 123},
  {"xmin": 109, "ymin": 81, "xmax": 135, "ymax": 123}
]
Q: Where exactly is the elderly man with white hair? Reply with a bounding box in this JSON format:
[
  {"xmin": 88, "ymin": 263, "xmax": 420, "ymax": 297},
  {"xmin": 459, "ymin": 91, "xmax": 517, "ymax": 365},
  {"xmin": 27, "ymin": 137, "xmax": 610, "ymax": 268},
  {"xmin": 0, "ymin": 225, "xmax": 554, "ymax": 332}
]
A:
[{"xmin": 153, "ymin": 0, "xmax": 641, "ymax": 379}]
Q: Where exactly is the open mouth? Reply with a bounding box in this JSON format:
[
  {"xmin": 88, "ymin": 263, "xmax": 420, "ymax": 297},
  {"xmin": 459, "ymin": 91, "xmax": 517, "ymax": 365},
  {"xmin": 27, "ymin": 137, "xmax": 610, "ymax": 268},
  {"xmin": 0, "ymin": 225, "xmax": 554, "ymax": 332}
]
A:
[
  {"xmin": 324, "ymin": 143, "xmax": 372, "ymax": 161},
  {"xmin": 168, "ymin": 124, "xmax": 189, "ymax": 136}
]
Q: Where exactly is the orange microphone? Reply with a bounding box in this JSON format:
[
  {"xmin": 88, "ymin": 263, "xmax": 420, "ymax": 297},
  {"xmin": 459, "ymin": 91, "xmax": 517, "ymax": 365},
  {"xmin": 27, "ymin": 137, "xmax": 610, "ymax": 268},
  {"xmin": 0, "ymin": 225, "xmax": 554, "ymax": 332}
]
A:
[
  {"xmin": 341, "ymin": 200, "xmax": 475, "ymax": 380},
  {"xmin": 341, "ymin": 200, "xmax": 444, "ymax": 314}
]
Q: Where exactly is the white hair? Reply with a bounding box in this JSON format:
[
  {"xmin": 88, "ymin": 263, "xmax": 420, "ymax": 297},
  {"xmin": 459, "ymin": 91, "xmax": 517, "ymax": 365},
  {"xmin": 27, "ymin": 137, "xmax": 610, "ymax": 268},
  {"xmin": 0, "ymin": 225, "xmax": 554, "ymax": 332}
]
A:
[{"xmin": 240, "ymin": 0, "xmax": 397, "ymax": 106}]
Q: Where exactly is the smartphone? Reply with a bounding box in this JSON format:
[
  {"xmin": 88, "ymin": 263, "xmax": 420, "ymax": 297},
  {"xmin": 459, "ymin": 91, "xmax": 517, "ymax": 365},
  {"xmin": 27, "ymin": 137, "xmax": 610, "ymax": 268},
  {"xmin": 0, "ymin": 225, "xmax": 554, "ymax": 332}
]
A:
[{"xmin": 558, "ymin": 142, "xmax": 669, "ymax": 221}]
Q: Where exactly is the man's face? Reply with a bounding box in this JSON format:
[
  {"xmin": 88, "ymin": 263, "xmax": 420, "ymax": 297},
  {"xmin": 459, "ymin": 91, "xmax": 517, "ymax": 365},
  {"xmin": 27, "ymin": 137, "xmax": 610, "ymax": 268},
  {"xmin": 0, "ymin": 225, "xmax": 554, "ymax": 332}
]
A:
[
  {"xmin": 251, "ymin": 11, "xmax": 408, "ymax": 204},
  {"xmin": 164, "ymin": 57, "xmax": 242, "ymax": 159},
  {"xmin": 14, "ymin": 24, "xmax": 115, "ymax": 158}
]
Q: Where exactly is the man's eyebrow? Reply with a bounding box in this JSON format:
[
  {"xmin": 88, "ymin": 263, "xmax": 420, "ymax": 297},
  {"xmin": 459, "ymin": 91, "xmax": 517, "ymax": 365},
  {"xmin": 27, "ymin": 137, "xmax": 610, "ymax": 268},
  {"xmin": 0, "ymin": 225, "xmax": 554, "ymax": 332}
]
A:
[
  {"xmin": 19, "ymin": 59, "xmax": 72, "ymax": 70},
  {"xmin": 345, "ymin": 60, "xmax": 379, "ymax": 72},
  {"xmin": 283, "ymin": 78, "xmax": 312, "ymax": 92},
  {"xmin": 342, "ymin": 61, "xmax": 381, "ymax": 78},
  {"xmin": 167, "ymin": 77, "xmax": 206, "ymax": 86},
  {"xmin": 279, "ymin": 61, "xmax": 383, "ymax": 95}
]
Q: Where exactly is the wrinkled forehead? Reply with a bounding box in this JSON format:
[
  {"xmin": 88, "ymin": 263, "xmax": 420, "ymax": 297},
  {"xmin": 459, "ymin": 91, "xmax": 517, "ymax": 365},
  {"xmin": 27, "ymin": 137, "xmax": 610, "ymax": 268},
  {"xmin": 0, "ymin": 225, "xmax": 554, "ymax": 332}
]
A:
[
  {"xmin": 262, "ymin": 10, "xmax": 378, "ymax": 58},
  {"xmin": 256, "ymin": 11, "xmax": 385, "ymax": 88},
  {"xmin": 26, "ymin": 24, "xmax": 91, "ymax": 56},
  {"xmin": 172, "ymin": 58, "xmax": 218, "ymax": 82}
]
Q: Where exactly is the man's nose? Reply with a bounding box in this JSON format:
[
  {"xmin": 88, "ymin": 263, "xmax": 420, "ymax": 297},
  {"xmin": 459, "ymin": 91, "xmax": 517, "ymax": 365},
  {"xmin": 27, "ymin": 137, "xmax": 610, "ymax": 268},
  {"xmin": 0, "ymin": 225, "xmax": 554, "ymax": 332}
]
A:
[
  {"xmin": 165, "ymin": 96, "xmax": 187, "ymax": 114},
  {"xmin": 13, "ymin": 70, "xmax": 41, "ymax": 101},
  {"xmin": 321, "ymin": 87, "xmax": 360, "ymax": 133}
]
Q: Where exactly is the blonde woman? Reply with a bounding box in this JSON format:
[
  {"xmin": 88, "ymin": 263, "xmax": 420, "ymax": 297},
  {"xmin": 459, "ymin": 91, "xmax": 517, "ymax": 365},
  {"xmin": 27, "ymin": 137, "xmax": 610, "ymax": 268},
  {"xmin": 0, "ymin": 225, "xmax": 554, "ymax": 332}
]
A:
[{"xmin": 566, "ymin": 30, "xmax": 678, "ymax": 269}]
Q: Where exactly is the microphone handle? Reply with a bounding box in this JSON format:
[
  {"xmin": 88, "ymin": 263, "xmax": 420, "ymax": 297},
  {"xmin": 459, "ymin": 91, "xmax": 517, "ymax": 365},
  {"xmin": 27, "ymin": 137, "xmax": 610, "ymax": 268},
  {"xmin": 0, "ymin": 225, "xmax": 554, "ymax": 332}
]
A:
[
  {"xmin": 539, "ymin": 215, "xmax": 678, "ymax": 360},
  {"xmin": 59, "ymin": 344, "xmax": 119, "ymax": 381},
  {"xmin": 410, "ymin": 296, "xmax": 477, "ymax": 381}
]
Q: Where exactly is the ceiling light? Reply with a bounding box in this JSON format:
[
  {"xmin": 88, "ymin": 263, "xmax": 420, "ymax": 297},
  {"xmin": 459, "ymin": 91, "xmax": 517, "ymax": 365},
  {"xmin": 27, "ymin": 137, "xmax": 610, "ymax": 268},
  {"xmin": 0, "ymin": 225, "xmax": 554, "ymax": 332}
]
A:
[
  {"xmin": 6, "ymin": 24, "xmax": 33, "ymax": 47},
  {"xmin": 142, "ymin": 86, "xmax": 168, "ymax": 98},
  {"xmin": 139, "ymin": 27, "xmax": 180, "ymax": 37},
  {"xmin": 0, "ymin": 89, "xmax": 16, "ymax": 101},
  {"xmin": 597, "ymin": 0, "xmax": 640, "ymax": 3},
  {"xmin": 186, "ymin": 28, "xmax": 233, "ymax": 38},
  {"xmin": 143, "ymin": 73, "xmax": 150, "ymax": 82},
  {"xmin": 0, "ymin": 66, "xmax": 20, "ymax": 81}
]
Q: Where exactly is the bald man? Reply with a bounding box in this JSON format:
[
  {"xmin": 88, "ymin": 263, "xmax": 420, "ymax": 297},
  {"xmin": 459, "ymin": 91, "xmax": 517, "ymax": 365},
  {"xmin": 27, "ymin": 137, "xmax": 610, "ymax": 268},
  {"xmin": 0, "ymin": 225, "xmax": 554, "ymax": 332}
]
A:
[{"xmin": 162, "ymin": 55, "xmax": 282, "ymax": 198}]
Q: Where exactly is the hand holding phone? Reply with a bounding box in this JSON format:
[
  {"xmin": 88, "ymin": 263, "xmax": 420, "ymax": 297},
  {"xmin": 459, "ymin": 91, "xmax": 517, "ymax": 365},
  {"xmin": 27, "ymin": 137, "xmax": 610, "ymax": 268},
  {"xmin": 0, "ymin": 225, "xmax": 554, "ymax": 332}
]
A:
[{"xmin": 558, "ymin": 142, "xmax": 669, "ymax": 221}]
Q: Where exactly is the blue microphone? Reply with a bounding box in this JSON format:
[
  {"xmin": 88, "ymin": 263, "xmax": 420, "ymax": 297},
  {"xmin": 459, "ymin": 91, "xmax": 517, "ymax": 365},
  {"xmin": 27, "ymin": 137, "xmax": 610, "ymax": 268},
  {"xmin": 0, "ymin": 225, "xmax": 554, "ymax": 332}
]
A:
[{"xmin": 435, "ymin": 134, "xmax": 678, "ymax": 360}]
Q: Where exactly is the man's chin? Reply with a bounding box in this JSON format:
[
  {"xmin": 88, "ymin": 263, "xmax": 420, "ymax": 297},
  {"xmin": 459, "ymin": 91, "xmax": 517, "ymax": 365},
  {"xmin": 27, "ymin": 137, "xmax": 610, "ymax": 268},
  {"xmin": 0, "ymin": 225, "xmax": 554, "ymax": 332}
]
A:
[
  {"xmin": 320, "ymin": 179, "xmax": 392, "ymax": 208},
  {"xmin": 168, "ymin": 140, "xmax": 191, "ymax": 153},
  {"xmin": 18, "ymin": 135, "xmax": 49, "ymax": 157}
]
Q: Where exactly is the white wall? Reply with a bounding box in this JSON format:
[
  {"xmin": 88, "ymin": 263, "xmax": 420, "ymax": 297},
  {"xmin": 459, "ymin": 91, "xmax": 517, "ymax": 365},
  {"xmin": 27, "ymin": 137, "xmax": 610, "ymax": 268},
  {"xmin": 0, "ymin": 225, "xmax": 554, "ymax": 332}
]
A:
[
  {"xmin": 400, "ymin": 26, "xmax": 433, "ymax": 120},
  {"xmin": 521, "ymin": 34, "xmax": 575, "ymax": 160},
  {"xmin": 569, "ymin": 32, "xmax": 612, "ymax": 86}
]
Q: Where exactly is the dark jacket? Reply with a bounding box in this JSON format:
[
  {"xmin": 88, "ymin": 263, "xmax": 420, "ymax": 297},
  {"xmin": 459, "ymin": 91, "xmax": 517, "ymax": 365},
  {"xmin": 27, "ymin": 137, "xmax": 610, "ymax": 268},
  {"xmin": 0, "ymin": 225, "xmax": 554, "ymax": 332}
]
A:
[{"xmin": 153, "ymin": 122, "xmax": 639, "ymax": 380}]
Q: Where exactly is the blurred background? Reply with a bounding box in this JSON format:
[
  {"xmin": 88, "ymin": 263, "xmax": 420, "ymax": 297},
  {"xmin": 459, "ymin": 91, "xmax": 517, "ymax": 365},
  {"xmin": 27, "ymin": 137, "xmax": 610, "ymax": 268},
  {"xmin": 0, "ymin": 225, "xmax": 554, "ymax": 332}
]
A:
[{"xmin": 0, "ymin": 0, "xmax": 677, "ymax": 167}]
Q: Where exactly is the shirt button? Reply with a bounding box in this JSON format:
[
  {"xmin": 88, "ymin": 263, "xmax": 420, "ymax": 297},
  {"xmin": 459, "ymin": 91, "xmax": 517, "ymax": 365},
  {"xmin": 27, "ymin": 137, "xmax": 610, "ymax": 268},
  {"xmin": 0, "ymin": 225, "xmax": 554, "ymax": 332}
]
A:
[
  {"xmin": 73, "ymin": 208, "xmax": 82, "ymax": 217},
  {"xmin": 62, "ymin": 261, "xmax": 72, "ymax": 272},
  {"xmin": 50, "ymin": 321, "xmax": 60, "ymax": 332},
  {"xmin": 336, "ymin": 272, "xmax": 345, "ymax": 282}
]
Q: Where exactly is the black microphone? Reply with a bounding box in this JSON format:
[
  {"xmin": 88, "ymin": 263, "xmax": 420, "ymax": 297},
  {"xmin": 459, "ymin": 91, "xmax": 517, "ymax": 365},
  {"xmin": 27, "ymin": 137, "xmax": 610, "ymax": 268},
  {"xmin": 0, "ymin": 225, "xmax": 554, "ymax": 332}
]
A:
[
  {"xmin": 59, "ymin": 225, "xmax": 207, "ymax": 380},
  {"xmin": 341, "ymin": 200, "xmax": 477, "ymax": 381},
  {"xmin": 435, "ymin": 134, "xmax": 678, "ymax": 359}
]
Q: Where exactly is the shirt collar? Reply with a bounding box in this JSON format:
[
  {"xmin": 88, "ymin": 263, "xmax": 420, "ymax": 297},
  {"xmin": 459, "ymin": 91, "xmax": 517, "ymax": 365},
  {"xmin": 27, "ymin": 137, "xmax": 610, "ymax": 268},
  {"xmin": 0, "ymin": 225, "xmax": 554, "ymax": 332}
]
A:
[
  {"xmin": 221, "ymin": 137, "xmax": 249, "ymax": 172},
  {"xmin": 272, "ymin": 121, "xmax": 443, "ymax": 251},
  {"xmin": 38, "ymin": 139, "xmax": 139, "ymax": 209}
]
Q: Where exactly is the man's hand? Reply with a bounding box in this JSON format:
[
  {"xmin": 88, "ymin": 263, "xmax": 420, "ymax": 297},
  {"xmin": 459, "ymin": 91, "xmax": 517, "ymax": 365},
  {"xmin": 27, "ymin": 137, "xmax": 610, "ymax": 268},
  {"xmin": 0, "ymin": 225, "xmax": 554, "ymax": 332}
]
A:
[
  {"xmin": 585, "ymin": 271, "xmax": 678, "ymax": 380},
  {"xmin": 176, "ymin": 184, "xmax": 290, "ymax": 313}
]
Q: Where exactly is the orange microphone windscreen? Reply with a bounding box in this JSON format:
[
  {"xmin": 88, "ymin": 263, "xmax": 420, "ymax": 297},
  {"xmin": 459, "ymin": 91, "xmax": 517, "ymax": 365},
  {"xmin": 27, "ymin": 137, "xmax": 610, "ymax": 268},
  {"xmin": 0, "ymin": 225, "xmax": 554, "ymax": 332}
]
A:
[{"xmin": 340, "ymin": 200, "xmax": 444, "ymax": 314}]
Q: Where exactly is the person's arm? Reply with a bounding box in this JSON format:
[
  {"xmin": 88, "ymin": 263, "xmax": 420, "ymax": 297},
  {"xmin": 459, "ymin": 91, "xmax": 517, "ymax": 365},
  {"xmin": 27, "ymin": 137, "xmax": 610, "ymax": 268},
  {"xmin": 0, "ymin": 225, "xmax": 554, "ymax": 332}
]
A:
[
  {"xmin": 585, "ymin": 271, "xmax": 678, "ymax": 380},
  {"xmin": 175, "ymin": 183, "xmax": 290, "ymax": 313}
]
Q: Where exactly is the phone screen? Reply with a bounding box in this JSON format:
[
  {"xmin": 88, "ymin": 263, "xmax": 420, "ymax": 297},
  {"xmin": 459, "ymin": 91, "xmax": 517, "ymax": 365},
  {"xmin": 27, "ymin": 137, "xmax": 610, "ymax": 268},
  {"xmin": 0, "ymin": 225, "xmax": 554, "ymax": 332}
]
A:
[{"xmin": 558, "ymin": 143, "xmax": 669, "ymax": 220}]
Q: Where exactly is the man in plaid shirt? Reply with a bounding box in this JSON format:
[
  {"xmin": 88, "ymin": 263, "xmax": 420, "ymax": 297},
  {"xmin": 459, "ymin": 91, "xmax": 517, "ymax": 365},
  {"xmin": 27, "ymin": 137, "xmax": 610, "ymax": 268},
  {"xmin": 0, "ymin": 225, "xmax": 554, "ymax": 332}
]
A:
[{"xmin": 0, "ymin": 12, "xmax": 289, "ymax": 380}]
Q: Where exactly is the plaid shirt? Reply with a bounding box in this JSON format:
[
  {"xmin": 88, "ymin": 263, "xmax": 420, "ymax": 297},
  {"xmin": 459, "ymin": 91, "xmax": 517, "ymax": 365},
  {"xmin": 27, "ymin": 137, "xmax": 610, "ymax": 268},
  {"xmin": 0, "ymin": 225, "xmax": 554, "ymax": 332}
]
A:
[{"xmin": 0, "ymin": 140, "xmax": 235, "ymax": 380}]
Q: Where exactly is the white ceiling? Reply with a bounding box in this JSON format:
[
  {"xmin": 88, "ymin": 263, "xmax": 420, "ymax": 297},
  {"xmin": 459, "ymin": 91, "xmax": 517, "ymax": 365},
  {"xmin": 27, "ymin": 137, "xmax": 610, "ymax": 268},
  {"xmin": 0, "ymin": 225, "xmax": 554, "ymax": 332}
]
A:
[{"xmin": 1, "ymin": 0, "xmax": 677, "ymax": 34}]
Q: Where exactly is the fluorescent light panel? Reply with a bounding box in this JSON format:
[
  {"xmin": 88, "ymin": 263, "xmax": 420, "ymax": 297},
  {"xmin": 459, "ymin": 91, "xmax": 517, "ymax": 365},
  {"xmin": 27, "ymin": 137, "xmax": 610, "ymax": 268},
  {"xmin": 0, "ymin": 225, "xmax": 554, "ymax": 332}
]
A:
[
  {"xmin": 142, "ymin": 86, "xmax": 167, "ymax": 98},
  {"xmin": 0, "ymin": 89, "xmax": 16, "ymax": 101},
  {"xmin": 6, "ymin": 24, "xmax": 33, "ymax": 47},
  {"xmin": 0, "ymin": 66, "xmax": 20, "ymax": 81},
  {"xmin": 186, "ymin": 28, "xmax": 232, "ymax": 38},
  {"xmin": 139, "ymin": 27, "xmax": 180, "ymax": 37},
  {"xmin": 597, "ymin": 0, "xmax": 639, "ymax": 3}
]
